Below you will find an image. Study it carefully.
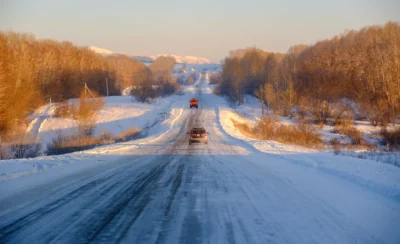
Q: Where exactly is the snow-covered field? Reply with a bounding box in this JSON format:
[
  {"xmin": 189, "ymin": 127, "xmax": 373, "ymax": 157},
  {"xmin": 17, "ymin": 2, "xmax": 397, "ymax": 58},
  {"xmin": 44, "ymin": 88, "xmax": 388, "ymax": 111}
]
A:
[
  {"xmin": 1, "ymin": 73, "xmax": 399, "ymax": 243},
  {"xmin": 231, "ymin": 95, "xmax": 397, "ymax": 142},
  {"xmin": 213, "ymin": 91, "xmax": 400, "ymax": 201},
  {"xmin": 27, "ymin": 95, "xmax": 182, "ymax": 149},
  {"xmin": 225, "ymin": 94, "xmax": 400, "ymax": 166},
  {"xmin": 1, "ymin": 80, "xmax": 201, "ymax": 184}
]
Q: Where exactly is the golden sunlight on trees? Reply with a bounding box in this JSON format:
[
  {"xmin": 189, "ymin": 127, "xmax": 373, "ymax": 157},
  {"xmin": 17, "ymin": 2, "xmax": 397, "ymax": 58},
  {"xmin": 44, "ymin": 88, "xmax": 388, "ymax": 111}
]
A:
[
  {"xmin": 0, "ymin": 31, "xmax": 149, "ymax": 138},
  {"xmin": 149, "ymin": 56, "xmax": 179, "ymax": 96},
  {"xmin": 149, "ymin": 56, "xmax": 176, "ymax": 85},
  {"xmin": 0, "ymin": 32, "xmax": 42, "ymax": 134},
  {"xmin": 219, "ymin": 22, "xmax": 400, "ymax": 125},
  {"xmin": 106, "ymin": 55, "xmax": 148, "ymax": 90}
]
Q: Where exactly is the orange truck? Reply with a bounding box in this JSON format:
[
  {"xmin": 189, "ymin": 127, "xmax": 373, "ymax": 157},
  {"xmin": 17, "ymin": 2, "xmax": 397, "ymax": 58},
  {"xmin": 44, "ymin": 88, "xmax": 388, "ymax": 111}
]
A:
[{"xmin": 190, "ymin": 98, "xmax": 198, "ymax": 108}]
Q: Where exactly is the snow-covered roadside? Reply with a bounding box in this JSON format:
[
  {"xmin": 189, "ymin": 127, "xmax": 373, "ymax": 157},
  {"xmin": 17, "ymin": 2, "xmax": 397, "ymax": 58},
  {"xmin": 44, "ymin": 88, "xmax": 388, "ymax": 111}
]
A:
[
  {"xmin": 196, "ymin": 74, "xmax": 400, "ymax": 201},
  {"xmin": 233, "ymin": 95, "xmax": 399, "ymax": 144},
  {"xmin": 27, "ymin": 96, "xmax": 176, "ymax": 149},
  {"xmin": 213, "ymin": 95, "xmax": 400, "ymax": 200},
  {"xmin": 0, "ymin": 92, "xmax": 192, "ymax": 185},
  {"xmin": 0, "ymin": 69, "xmax": 209, "ymax": 188},
  {"xmin": 201, "ymin": 76, "xmax": 400, "ymax": 242},
  {"xmin": 215, "ymin": 95, "xmax": 314, "ymax": 154},
  {"xmin": 2, "ymin": 72, "xmax": 399, "ymax": 207}
]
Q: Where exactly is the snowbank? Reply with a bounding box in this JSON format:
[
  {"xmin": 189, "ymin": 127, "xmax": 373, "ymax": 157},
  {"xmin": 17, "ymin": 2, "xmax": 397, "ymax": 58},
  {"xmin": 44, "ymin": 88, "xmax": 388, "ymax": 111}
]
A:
[
  {"xmin": 215, "ymin": 95, "xmax": 400, "ymax": 200},
  {"xmin": 26, "ymin": 95, "xmax": 181, "ymax": 150}
]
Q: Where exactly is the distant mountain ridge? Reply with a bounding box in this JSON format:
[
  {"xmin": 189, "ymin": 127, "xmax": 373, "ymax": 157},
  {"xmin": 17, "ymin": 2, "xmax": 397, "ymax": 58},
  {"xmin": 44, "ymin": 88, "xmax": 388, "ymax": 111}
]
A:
[
  {"xmin": 88, "ymin": 46, "xmax": 213, "ymax": 64},
  {"xmin": 153, "ymin": 54, "xmax": 212, "ymax": 64},
  {"xmin": 88, "ymin": 46, "xmax": 116, "ymax": 56}
]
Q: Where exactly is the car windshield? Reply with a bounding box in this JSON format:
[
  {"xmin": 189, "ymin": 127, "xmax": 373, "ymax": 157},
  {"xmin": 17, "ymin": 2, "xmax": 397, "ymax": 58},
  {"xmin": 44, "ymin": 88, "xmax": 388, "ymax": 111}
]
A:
[{"xmin": 191, "ymin": 129, "xmax": 206, "ymax": 134}]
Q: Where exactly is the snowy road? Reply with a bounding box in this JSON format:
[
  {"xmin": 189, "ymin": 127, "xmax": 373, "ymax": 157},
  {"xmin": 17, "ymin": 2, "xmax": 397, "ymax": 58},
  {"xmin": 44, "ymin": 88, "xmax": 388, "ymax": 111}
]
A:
[{"xmin": 1, "ymin": 78, "xmax": 399, "ymax": 243}]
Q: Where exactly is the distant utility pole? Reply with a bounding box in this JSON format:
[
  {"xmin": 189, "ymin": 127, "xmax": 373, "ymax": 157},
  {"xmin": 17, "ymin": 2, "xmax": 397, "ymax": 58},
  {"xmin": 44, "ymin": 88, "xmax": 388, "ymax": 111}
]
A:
[
  {"xmin": 49, "ymin": 97, "xmax": 53, "ymax": 131},
  {"xmin": 117, "ymin": 60, "xmax": 122, "ymax": 90},
  {"xmin": 106, "ymin": 76, "xmax": 109, "ymax": 96},
  {"xmin": 84, "ymin": 83, "xmax": 96, "ymax": 99},
  {"xmin": 162, "ymin": 75, "xmax": 166, "ymax": 94},
  {"xmin": 252, "ymin": 64, "xmax": 256, "ymax": 91},
  {"xmin": 49, "ymin": 97, "xmax": 52, "ymax": 119}
]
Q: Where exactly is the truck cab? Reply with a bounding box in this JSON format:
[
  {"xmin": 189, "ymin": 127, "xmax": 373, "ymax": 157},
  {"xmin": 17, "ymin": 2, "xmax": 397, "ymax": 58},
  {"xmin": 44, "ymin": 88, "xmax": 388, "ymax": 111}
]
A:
[{"xmin": 190, "ymin": 98, "xmax": 198, "ymax": 108}]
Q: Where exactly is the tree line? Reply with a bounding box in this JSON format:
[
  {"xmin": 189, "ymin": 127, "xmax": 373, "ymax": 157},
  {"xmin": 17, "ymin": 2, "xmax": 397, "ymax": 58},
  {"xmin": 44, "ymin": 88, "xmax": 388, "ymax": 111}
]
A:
[
  {"xmin": 0, "ymin": 31, "xmax": 163, "ymax": 136},
  {"xmin": 131, "ymin": 55, "xmax": 179, "ymax": 102},
  {"xmin": 218, "ymin": 22, "xmax": 400, "ymax": 126}
]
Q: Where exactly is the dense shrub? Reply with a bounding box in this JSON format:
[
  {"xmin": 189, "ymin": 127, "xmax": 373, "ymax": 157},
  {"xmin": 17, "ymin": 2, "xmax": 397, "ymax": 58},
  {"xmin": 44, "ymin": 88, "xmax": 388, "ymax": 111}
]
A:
[
  {"xmin": 232, "ymin": 116, "xmax": 323, "ymax": 148},
  {"xmin": 0, "ymin": 130, "xmax": 41, "ymax": 159},
  {"xmin": 131, "ymin": 85, "xmax": 157, "ymax": 103},
  {"xmin": 47, "ymin": 127, "xmax": 141, "ymax": 155},
  {"xmin": 381, "ymin": 128, "xmax": 400, "ymax": 150},
  {"xmin": 334, "ymin": 125, "xmax": 364, "ymax": 145},
  {"xmin": 54, "ymin": 101, "xmax": 71, "ymax": 118},
  {"xmin": 330, "ymin": 138, "xmax": 341, "ymax": 155},
  {"xmin": 70, "ymin": 90, "xmax": 105, "ymax": 120},
  {"xmin": 209, "ymin": 72, "xmax": 222, "ymax": 85},
  {"xmin": 114, "ymin": 128, "xmax": 141, "ymax": 142},
  {"xmin": 162, "ymin": 82, "xmax": 180, "ymax": 96}
]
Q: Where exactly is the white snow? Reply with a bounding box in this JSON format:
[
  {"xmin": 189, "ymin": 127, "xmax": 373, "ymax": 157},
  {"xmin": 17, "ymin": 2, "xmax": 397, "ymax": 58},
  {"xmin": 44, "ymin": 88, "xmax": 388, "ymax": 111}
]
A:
[
  {"xmin": 2, "ymin": 73, "xmax": 209, "ymax": 184},
  {"xmin": 89, "ymin": 45, "xmax": 219, "ymax": 66},
  {"xmin": 155, "ymin": 54, "xmax": 213, "ymax": 64},
  {"xmin": 89, "ymin": 45, "xmax": 216, "ymax": 65},
  {"xmin": 133, "ymin": 54, "xmax": 215, "ymax": 64},
  {"xmin": 1, "ymin": 72, "xmax": 400, "ymax": 243},
  {"xmin": 26, "ymin": 96, "xmax": 167, "ymax": 149},
  {"xmin": 214, "ymin": 94, "xmax": 400, "ymax": 199},
  {"xmin": 88, "ymin": 46, "xmax": 116, "ymax": 56}
]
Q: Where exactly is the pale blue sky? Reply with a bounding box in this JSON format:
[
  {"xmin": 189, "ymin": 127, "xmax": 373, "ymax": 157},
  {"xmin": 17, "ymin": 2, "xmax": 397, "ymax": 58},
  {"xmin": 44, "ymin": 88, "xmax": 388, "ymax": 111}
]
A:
[{"xmin": 1, "ymin": 0, "xmax": 399, "ymax": 62}]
